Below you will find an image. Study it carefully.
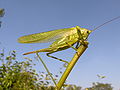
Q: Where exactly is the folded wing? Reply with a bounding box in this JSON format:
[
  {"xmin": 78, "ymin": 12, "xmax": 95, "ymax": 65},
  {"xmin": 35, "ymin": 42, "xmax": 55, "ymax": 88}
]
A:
[{"xmin": 18, "ymin": 27, "xmax": 77, "ymax": 43}]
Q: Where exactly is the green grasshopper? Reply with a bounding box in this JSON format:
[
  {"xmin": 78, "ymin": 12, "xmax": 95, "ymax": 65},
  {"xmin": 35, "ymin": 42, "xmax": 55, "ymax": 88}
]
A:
[
  {"xmin": 18, "ymin": 26, "xmax": 91, "ymax": 63},
  {"xmin": 18, "ymin": 16, "xmax": 120, "ymax": 63}
]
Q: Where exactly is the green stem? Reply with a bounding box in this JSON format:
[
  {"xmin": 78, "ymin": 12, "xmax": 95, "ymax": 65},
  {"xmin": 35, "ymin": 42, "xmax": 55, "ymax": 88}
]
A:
[
  {"xmin": 36, "ymin": 53, "xmax": 57, "ymax": 86},
  {"xmin": 56, "ymin": 41, "xmax": 89, "ymax": 90}
]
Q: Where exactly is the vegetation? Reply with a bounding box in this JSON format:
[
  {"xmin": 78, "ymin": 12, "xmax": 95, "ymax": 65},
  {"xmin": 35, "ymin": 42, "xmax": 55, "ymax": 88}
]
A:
[
  {"xmin": 86, "ymin": 82, "xmax": 113, "ymax": 90},
  {"xmin": 0, "ymin": 50, "xmax": 39, "ymax": 90},
  {"xmin": 0, "ymin": 8, "xmax": 5, "ymax": 27},
  {"xmin": 0, "ymin": 50, "xmax": 113, "ymax": 90}
]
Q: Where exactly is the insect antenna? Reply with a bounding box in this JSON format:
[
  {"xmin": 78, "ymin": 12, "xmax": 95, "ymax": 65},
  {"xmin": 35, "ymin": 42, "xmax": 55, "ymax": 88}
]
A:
[{"xmin": 92, "ymin": 16, "xmax": 120, "ymax": 31}]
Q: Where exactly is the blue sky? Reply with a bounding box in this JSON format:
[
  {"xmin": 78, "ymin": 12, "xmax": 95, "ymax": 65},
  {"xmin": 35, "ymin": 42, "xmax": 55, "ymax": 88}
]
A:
[{"xmin": 0, "ymin": 0, "xmax": 120, "ymax": 89}]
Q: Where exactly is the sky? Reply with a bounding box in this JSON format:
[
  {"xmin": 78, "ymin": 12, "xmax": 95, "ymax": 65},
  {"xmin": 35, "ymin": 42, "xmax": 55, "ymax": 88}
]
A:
[{"xmin": 0, "ymin": 0, "xmax": 120, "ymax": 89}]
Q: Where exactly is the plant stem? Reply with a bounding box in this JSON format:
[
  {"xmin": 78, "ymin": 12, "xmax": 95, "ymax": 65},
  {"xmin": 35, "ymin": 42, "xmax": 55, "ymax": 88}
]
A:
[
  {"xmin": 56, "ymin": 41, "xmax": 89, "ymax": 90},
  {"xmin": 36, "ymin": 53, "xmax": 57, "ymax": 86}
]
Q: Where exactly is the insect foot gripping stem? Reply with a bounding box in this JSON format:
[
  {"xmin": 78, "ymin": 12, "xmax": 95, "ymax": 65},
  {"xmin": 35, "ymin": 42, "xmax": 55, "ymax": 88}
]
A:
[{"xmin": 80, "ymin": 40, "xmax": 89, "ymax": 47}]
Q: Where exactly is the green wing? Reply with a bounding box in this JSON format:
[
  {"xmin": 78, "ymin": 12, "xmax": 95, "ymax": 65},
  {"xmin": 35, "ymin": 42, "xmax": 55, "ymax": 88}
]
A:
[
  {"xmin": 49, "ymin": 31, "xmax": 79, "ymax": 48},
  {"xmin": 18, "ymin": 27, "xmax": 77, "ymax": 43}
]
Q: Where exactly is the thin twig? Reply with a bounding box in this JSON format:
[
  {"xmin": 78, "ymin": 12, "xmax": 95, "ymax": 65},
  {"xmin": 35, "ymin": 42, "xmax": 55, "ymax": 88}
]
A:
[{"xmin": 36, "ymin": 53, "xmax": 57, "ymax": 86}]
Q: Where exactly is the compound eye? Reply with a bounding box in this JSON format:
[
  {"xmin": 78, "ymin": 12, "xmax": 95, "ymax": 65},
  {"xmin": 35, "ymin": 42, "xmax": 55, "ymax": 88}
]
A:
[{"xmin": 87, "ymin": 31, "xmax": 89, "ymax": 34}]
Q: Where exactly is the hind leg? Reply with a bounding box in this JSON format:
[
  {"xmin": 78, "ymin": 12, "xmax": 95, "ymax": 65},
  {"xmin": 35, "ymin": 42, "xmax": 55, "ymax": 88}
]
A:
[{"xmin": 46, "ymin": 52, "xmax": 69, "ymax": 64}]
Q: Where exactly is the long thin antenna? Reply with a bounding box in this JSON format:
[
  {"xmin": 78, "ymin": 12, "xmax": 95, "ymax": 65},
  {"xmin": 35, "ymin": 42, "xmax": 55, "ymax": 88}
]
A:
[{"xmin": 92, "ymin": 16, "xmax": 120, "ymax": 31}]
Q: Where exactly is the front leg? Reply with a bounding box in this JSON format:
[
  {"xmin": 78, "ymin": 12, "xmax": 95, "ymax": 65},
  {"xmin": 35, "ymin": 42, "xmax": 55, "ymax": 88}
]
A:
[
  {"xmin": 80, "ymin": 40, "xmax": 89, "ymax": 47},
  {"xmin": 75, "ymin": 42, "xmax": 80, "ymax": 49},
  {"xmin": 65, "ymin": 42, "xmax": 78, "ymax": 51}
]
